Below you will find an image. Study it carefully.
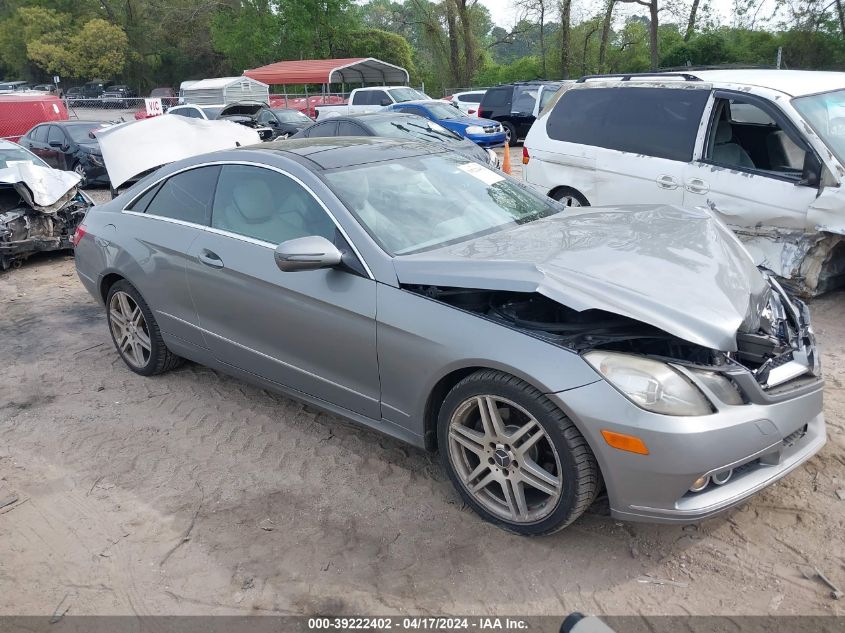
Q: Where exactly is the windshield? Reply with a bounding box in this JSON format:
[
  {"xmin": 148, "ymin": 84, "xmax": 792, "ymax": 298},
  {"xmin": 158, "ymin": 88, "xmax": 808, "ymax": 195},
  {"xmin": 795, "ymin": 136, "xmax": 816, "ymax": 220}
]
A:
[
  {"xmin": 65, "ymin": 125, "xmax": 99, "ymax": 144},
  {"xmin": 793, "ymin": 89, "xmax": 845, "ymax": 165},
  {"xmin": 0, "ymin": 144, "xmax": 48, "ymax": 168},
  {"xmin": 324, "ymin": 153, "xmax": 562, "ymax": 255},
  {"xmin": 201, "ymin": 106, "xmax": 223, "ymax": 119},
  {"xmin": 388, "ymin": 87, "xmax": 429, "ymax": 103},
  {"xmin": 272, "ymin": 109, "xmax": 312, "ymax": 123},
  {"xmin": 368, "ymin": 117, "xmax": 463, "ymax": 144},
  {"xmin": 419, "ymin": 102, "xmax": 463, "ymax": 120}
]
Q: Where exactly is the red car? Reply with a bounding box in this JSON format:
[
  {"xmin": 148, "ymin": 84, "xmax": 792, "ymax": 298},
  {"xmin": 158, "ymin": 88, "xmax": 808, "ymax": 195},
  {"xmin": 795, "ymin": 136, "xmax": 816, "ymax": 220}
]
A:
[{"xmin": 0, "ymin": 94, "xmax": 68, "ymax": 142}]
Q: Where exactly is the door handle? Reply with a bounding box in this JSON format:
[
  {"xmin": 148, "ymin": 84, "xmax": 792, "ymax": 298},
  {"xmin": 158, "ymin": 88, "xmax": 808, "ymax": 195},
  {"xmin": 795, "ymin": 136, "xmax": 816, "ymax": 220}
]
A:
[
  {"xmin": 685, "ymin": 178, "xmax": 709, "ymax": 194},
  {"xmin": 655, "ymin": 174, "xmax": 679, "ymax": 190},
  {"xmin": 198, "ymin": 249, "xmax": 224, "ymax": 269}
]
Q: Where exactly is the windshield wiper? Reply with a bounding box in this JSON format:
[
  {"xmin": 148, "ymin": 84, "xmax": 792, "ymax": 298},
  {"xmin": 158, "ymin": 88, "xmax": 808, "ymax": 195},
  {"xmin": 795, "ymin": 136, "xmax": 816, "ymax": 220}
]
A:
[{"xmin": 389, "ymin": 122, "xmax": 442, "ymax": 142}]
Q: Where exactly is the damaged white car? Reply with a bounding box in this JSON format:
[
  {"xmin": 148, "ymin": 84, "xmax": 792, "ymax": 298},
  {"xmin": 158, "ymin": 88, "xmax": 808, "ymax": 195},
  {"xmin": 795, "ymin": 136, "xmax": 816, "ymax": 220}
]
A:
[
  {"xmin": 0, "ymin": 140, "xmax": 92, "ymax": 270},
  {"xmin": 524, "ymin": 69, "xmax": 845, "ymax": 295}
]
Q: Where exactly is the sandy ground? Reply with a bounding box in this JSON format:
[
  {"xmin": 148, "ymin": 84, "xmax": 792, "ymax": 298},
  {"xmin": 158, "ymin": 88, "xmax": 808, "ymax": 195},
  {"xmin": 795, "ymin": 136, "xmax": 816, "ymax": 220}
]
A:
[{"xmin": 0, "ymin": 171, "xmax": 844, "ymax": 619}]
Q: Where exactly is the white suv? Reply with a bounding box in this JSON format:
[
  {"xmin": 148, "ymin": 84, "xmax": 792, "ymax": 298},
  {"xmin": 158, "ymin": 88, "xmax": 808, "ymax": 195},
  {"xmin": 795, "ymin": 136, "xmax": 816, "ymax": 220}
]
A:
[{"xmin": 523, "ymin": 70, "xmax": 845, "ymax": 294}]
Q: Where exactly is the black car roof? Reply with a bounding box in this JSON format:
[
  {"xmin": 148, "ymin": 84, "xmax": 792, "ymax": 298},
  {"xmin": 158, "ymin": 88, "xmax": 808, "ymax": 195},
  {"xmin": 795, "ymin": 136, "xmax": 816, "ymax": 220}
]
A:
[
  {"xmin": 246, "ymin": 137, "xmax": 443, "ymax": 170},
  {"xmin": 331, "ymin": 112, "xmax": 420, "ymax": 123}
]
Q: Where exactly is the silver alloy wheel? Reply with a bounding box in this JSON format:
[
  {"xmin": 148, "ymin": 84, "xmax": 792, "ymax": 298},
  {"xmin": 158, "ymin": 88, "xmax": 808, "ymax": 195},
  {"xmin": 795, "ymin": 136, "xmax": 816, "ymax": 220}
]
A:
[
  {"xmin": 108, "ymin": 291, "xmax": 152, "ymax": 369},
  {"xmin": 73, "ymin": 163, "xmax": 87, "ymax": 185},
  {"xmin": 448, "ymin": 395, "xmax": 563, "ymax": 523}
]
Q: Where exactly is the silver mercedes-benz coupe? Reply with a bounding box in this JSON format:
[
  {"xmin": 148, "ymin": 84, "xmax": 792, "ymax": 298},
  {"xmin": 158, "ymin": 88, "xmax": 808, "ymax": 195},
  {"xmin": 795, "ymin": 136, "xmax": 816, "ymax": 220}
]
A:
[{"xmin": 74, "ymin": 137, "xmax": 826, "ymax": 534}]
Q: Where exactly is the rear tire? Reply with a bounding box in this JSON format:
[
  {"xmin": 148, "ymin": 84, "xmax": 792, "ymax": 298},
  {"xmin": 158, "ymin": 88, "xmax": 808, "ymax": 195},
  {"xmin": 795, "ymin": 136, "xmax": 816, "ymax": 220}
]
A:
[
  {"xmin": 106, "ymin": 280, "xmax": 182, "ymax": 376},
  {"xmin": 437, "ymin": 369, "xmax": 600, "ymax": 535}
]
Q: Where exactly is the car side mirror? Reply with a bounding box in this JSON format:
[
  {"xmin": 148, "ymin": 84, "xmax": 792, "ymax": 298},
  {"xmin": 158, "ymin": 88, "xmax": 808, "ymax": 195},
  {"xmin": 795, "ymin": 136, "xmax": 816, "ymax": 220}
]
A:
[
  {"xmin": 380, "ymin": 98, "xmax": 392, "ymax": 107},
  {"xmin": 274, "ymin": 235, "xmax": 342, "ymax": 272},
  {"xmin": 798, "ymin": 152, "xmax": 821, "ymax": 188}
]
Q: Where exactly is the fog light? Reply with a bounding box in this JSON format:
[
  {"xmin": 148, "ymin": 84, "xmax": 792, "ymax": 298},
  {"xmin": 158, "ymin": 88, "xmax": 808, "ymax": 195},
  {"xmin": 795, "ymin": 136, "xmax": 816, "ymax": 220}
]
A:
[
  {"xmin": 712, "ymin": 469, "xmax": 733, "ymax": 485},
  {"xmin": 689, "ymin": 476, "xmax": 710, "ymax": 492}
]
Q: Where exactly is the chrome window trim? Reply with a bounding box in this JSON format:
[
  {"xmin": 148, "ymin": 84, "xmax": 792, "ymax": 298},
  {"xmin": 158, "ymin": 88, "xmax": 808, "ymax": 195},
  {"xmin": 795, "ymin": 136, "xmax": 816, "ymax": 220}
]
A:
[{"xmin": 120, "ymin": 159, "xmax": 375, "ymax": 280}]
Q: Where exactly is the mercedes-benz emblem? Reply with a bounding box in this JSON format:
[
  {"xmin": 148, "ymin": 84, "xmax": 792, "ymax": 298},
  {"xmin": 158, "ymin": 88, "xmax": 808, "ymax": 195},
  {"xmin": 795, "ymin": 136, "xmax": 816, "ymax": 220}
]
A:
[{"xmin": 493, "ymin": 448, "xmax": 511, "ymax": 468}]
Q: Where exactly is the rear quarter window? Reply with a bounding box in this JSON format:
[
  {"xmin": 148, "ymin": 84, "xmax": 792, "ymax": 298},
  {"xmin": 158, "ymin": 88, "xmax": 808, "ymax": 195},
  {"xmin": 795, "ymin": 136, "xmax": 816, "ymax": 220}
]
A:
[
  {"xmin": 482, "ymin": 89, "xmax": 510, "ymax": 107},
  {"xmin": 143, "ymin": 166, "xmax": 221, "ymax": 225},
  {"xmin": 546, "ymin": 87, "xmax": 709, "ymax": 162}
]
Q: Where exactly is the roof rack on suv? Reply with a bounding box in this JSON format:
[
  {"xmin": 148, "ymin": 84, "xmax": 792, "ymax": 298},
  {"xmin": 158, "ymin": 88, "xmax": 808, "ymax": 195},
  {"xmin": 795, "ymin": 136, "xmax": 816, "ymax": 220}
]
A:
[{"xmin": 576, "ymin": 72, "xmax": 702, "ymax": 83}]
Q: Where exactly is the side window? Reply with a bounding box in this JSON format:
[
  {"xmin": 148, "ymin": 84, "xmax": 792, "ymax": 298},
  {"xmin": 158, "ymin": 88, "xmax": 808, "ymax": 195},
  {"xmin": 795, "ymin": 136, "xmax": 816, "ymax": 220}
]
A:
[
  {"xmin": 352, "ymin": 91, "xmax": 370, "ymax": 105},
  {"xmin": 546, "ymin": 87, "xmax": 710, "ymax": 162},
  {"xmin": 306, "ymin": 121, "xmax": 338, "ymax": 137},
  {"xmin": 705, "ymin": 97, "xmax": 808, "ymax": 177},
  {"xmin": 539, "ymin": 86, "xmax": 561, "ymax": 111},
  {"xmin": 392, "ymin": 106, "xmax": 415, "ymax": 116},
  {"xmin": 337, "ymin": 121, "xmax": 367, "ymax": 135},
  {"xmin": 512, "ymin": 86, "xmax": 538, "ymax": 113},
  {"xmin": 127, "ymin": 182, "xmax": 163, "ymax": 212},
  {"xmin": 211, "ymin": 165, "xmax": 335, "ymax": 246},
  {"xmin": 144, "ymin": 166, "xmax": 221, "ymax": 225},
  {"xmin": 30, "ymin": 126, "xmax": 47, "ymax": 142},
  {"xmin": 368, "ymin": 90, "xmax": 388, "ymax": 106},
  {"xmin": 459, "ymin": 93, "xmax": 483, "ymax": 103},
  {"xmin": 482, "ymin": 88, "xmax": 509, "ymax": 107},
  {"xmin": 47, "ymin": 126, "xmax": 65, "ymax": 145}
]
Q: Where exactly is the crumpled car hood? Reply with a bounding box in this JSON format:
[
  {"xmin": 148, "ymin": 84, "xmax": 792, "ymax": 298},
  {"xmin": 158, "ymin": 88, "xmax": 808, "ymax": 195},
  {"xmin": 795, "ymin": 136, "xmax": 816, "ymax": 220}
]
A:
[
  {"xmin": 393, "ymin": 205, "xmax": 770, "ymax": 351},
  {"xmin": 95, "ymin": 115, "xmax": 261, "ymax": 188},
  {"xmin": 0, "ymin": 162, "xmax": 81, "ymax": 212}
]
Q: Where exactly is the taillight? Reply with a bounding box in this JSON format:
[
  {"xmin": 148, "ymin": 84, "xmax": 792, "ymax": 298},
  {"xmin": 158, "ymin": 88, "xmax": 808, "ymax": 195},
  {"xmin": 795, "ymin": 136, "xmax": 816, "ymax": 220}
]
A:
[
  {"xmin": 71, "ymin": 224, "xmax": 87, "ymax": 247},
  {"xmin": 522, "ymin": 146, "xmax": 530, "ymax": 165}
]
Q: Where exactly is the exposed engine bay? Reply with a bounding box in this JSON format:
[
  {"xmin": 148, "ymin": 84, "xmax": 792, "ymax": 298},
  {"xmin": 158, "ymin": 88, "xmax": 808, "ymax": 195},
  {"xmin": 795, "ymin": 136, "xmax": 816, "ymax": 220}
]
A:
[
  {"xmin": 0, "ymin": 169, "xmax": 91, "ymax": 270},
  {"xmin": 405, "ymin": 276, "xmax": 819, "ymax": 391}
]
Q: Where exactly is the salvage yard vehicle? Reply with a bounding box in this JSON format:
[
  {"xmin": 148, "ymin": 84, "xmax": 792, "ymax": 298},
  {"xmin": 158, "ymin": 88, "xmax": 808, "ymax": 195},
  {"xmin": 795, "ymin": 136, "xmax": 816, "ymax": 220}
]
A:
[
  {"xmin": 75, "ymin": 136, "xmax": 825, "ymax": 534},
  {"xmin": 19, "ymin": 121, "xmax": 108, "ymax": 187},
  {"xmin": 386, "ymin": 100, "xmax": 506, "ymax": 148},
  {"xmin": 269, "ymin": 108, "xmax": 315, "ymax": 137},
  {"xmin": 217, "ymin": 101, "xmax": 280, "ymax": 141},
  {"xmin": 101, "ymin": 85, "xmax": 138, "ymax": 108},
  {"xmin": 450, "ymin": 90, "xmax": 487, "ymax": 115},
  {"xmin": 292, "ymin": 112, "xmax": 500, "ymax": 168},
  {"xmin": 0, "ymin": 139, "xmax": 91, "ymax": 270},
  {"xmin": 524, "ymin": 70, "xmax": 845, "ymax": 295},
  {"xmin": 167, "ymin": 104, "xmax": 225, "ymax": 120},
  {"xmin": 478, "ymin": 80, "xmax": 564, "ymax": 143},
  {"xmin": 0, "ymin": 94, "xmax": 68, "ymax": 142},
  {"xmin": 314, "ymin": 86, "xmax": 430, "ymax": 120}
]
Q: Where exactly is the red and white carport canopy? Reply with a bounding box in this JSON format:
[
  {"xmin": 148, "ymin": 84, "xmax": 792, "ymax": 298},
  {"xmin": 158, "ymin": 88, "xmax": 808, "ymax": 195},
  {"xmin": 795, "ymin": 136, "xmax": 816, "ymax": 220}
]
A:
[{"xmin": 243, "ymin": 57, "xmax": 410, "ymax": 86}]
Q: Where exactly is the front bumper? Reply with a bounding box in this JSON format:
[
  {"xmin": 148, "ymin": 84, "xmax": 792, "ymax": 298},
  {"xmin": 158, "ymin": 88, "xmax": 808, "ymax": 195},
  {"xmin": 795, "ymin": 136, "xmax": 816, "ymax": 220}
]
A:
[
  {"xmin": 550, "ymin": 372, "xmax": 826, "ymax": 524},
  {"xmin": 466, "ymin": 131, "xmax": 506, "ymax": 148}
]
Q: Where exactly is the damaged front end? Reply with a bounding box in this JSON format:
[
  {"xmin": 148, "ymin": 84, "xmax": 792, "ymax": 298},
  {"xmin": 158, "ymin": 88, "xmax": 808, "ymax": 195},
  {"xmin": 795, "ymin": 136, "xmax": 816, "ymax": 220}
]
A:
[
  {"xmin": 405, "ymin": 271, "xmax": 820, "ymax": 397},
  {"xmin": 0, "ymin": 164, "xmax": 92, "ymax": 270}
]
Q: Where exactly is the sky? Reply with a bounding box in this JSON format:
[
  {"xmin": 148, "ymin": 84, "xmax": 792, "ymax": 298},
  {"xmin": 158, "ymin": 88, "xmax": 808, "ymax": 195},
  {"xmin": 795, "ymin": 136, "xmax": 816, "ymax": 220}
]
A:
[{"xmin": 477, "ymin": 0, "xmax": 740, "ymax": 30}]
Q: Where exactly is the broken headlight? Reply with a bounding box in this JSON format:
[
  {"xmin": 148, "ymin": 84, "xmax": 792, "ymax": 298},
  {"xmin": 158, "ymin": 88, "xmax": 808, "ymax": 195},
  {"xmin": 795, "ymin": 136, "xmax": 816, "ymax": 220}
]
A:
[
  {"xmin": 584, "ymin": 351, "xmax": 713, "ymax": 416},
  {"xmin": 688, "ymin": 369, "xmax": 744, "ymax": 406}
]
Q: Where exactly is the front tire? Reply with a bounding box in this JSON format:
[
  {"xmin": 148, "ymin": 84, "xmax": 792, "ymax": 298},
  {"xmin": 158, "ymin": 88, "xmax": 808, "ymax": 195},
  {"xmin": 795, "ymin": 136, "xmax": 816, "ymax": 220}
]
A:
[
  {"xmin": 502, "ymin": 122, "xmax": 518, "ymax": 145},
  {"xmin": 437, "ymin": 370, "xmax": 600, "ymax": 535},
  {"xmin": 106, "ymin": 280, "xmax": 182, "ymax": 376},
  {"xmin": 551, "ymin": 187, "xmax": 589, "ymax": 208}
]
